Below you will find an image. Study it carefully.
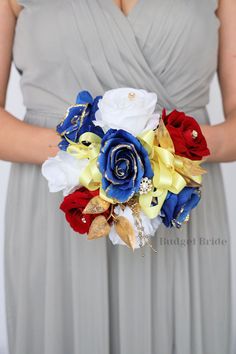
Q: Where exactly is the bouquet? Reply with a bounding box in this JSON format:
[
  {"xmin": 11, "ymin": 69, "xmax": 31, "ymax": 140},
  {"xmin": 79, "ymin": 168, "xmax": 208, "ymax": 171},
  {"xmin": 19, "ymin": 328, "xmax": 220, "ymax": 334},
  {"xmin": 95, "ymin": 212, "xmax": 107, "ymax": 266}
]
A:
[{"xmin": 42, "ymin": 88, "xmax": 209, "ymax": 250}]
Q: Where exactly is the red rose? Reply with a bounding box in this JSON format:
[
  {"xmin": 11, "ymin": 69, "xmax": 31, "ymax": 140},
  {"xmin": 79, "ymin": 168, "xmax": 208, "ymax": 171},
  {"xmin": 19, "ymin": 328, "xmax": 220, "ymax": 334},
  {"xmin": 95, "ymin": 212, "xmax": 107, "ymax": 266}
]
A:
[
  {"xmin": 162, "ymin": 109, "xmax": 210, "ymax": 160},
  {"xmin": 60, "ymin": 187, "xmax": 110, "ymax": 234}
]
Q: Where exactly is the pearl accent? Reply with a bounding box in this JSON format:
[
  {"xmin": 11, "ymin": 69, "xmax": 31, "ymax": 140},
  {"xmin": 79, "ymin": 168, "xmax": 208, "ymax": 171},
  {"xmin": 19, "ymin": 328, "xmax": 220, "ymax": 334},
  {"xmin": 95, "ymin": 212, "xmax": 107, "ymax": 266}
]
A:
[
  {"xmin": 192, "ymin": 130, "xmax": 198, "ymax": 139},
  {"xmin": 128, "ymin": 92, "xmax": 136, "ymax": 100}
]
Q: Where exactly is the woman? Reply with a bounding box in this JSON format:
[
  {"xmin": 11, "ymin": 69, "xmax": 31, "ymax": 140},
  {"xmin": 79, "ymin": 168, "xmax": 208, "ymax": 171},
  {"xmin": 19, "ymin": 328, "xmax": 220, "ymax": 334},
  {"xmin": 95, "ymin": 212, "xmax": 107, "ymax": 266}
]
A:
[{"xmin": 1, "ymin": 0, "xmax": 235, "ymax": 353}]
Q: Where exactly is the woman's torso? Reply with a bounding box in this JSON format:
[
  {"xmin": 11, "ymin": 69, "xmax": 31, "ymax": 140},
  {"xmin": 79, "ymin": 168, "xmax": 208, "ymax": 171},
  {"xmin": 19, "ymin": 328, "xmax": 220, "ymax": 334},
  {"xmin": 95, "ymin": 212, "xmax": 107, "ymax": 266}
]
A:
[{"xmin": 13, "ymin": 0, "xmax": 220, "ymax": 121}]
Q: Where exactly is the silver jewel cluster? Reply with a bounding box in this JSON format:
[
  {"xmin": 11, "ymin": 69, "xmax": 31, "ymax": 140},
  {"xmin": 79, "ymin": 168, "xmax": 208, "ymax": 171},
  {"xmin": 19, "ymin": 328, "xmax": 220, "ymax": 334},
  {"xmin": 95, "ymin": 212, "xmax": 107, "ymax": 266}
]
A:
[{"xmin": 139, "ymin": 177, "xmax": 153, "ymax": 195}]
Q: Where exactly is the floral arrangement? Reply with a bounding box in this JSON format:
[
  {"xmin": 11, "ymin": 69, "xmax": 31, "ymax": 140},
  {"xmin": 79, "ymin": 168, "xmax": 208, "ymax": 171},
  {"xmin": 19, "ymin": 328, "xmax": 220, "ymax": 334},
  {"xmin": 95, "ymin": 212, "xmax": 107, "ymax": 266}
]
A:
[{"xmin": 42, "ymin": 88, "xmax": 209, "ymax": 250}]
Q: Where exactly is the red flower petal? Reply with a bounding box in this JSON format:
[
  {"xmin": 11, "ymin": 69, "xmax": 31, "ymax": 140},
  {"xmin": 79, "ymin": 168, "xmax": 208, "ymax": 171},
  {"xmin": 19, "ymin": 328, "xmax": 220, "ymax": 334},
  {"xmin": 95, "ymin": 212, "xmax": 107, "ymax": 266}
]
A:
[
  {"xmin": 163, "ymin": 110, "xmax": 210, "ymax": 160},
  {"xmin": 60, "ymin": 187, "xmax": 110, "ymax": 235}
]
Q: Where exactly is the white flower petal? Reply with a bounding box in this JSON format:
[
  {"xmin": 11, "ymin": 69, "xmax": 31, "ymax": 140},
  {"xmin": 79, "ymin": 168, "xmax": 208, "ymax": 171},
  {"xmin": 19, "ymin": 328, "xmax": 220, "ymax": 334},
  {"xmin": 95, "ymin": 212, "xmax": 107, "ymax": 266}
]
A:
[
  {"xmin": 42, "ymin": 151, "xmax": 89, "ymax": 196},
  {"xmin": 109, "ymin": 206, "xmax": 161, "ymax": 249},
  {"xmin": 109, "ymin": 225, "xmax": 126, "ymax": 246},
  {"xmin": 144, "ymin": 113, "xmax": 160, "ymax": 132},
  {"xmin": 95, "ymin": 88, "xmax": 158, "ymax": 136}
]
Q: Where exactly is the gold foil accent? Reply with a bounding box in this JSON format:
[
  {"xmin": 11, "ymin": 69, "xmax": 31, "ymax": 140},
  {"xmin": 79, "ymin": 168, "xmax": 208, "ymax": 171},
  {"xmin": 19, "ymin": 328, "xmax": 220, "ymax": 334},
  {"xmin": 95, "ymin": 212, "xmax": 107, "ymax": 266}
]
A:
[
  {"xmin": 127, "ymin": 197, "xmax": 158, "ymax": 252},
  {"xmin": 58, "ymin": 103, "xmax": 89, "ymax": 134},
  {"xmin": 155, "ymin": 118, "xmax": 175, "ymax": 153},
  {"xmin": 184, "ymin": 214, "xmax": 190, "ymax": 223},
  {"xmin": 82, "ymin": 196, "xmax": 110, "ymax": 214},
  {"xmin": 115, "ymin": 216, "xmax": 136, "ymax": 250},
  {"xmin": 87, "ymin": 216, "xmax": 110, "ymax": 240}
]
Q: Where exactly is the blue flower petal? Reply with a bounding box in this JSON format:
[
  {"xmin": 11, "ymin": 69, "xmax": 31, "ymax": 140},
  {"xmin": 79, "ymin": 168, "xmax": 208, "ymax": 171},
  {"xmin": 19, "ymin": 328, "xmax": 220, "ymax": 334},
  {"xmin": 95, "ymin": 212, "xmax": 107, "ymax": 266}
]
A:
[
  {"xmin": 57, "ymin": 105, "xmax": 86, "ymax": 135},
  {"xmin": 58, "ymin": 139, "xmax": 69, "ymax": 151},
  {"xmin": 106, "ymin": 184, "xmax": 134, "ymax": 203},
  {"xmin": 161, "ymin": 192, "xmax": 178, "ymax": 227},
  {"xmin": 101, "ymin": 177, "xmax": 110, "ymax": 191},
  {"xmin": 98, "ymin": 152, "xmax": 107, "ymax": 174},
  {"xmin": 161, "ymin": 188, "xmax": 201, "ymax": 228},
  {"xmin": 98, "ymin": 128, "xmax": 154, "ymax": 202},
  {"xmin": 174, "ymin": 189, "xmax": 201, "ymax": 224},
  {"xmin": 89, "ymin": 95, "xmax": 102, "ymax": 120},
  {"xmin": 76, "ymin": 90, "xmax": 94, "ymax": 105},
  {"xmin": 57, "ymin": 91, "xmax": 104, "ymax": 151},
  {"xmin": 175, "ymin": 187, "xmax": 195, "ymax": 215},
  {"xmin": 78, "ymin": 116, "xmax": 104, "ymax": 138}
]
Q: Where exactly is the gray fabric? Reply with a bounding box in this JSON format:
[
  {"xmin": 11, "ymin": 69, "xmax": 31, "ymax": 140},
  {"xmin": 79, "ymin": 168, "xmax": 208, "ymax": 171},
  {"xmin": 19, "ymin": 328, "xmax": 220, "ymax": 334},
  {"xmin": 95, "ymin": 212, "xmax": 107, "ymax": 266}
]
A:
[{"xmin": 5, "ymin": 0, "xmax": 232, "ymax": 353}]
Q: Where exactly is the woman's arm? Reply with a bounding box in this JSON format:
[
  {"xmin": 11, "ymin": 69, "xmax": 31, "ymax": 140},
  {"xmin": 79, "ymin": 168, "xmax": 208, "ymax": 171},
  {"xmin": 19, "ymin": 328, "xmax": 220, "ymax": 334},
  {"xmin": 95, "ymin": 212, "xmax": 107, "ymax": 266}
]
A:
[
  {"xmin": 201, "ymin": 0, "xmax": 236, "ymax": 163},
  {"xmin": 0, "ymin": 0, "xmax": 60, "ymax": 165}
]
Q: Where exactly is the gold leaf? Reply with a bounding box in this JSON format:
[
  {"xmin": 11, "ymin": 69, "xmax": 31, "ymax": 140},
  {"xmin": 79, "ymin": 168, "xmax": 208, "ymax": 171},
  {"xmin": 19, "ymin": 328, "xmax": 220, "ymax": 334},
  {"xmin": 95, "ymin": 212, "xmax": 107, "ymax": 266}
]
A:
[
  {"xmin": 87, "ymin": 215, "xmax": 111, "ymax": 240},
  {"xmin": 155, "ymin": 118, "xmax": 175, "ymax": 153},
  {"xmin": 115, "ymin": 216, "xmax": 136, "ymax": 250},
  {"xmin": 180, "ymin": 157, "xmax": 207, "ymax": 176},
  {"xmin": 183, "ymin": 176, "xmax": 202, "ymax": 188},
  {"xmin": 83, "ymin": 196, "xmax": 110, "ymax": 214}
]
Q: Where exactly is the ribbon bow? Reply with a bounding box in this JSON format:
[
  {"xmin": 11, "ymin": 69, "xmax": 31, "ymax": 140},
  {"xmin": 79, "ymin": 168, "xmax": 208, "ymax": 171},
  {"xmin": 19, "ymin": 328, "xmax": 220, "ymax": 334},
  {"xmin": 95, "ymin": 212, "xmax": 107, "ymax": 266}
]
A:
[
  {"xmin": 137, "ymin": 120, "xmax": 205, "ymax": 218},
  {"xmin": 66, "ymin": 132, "xmax": 102, "ymax": 191}
]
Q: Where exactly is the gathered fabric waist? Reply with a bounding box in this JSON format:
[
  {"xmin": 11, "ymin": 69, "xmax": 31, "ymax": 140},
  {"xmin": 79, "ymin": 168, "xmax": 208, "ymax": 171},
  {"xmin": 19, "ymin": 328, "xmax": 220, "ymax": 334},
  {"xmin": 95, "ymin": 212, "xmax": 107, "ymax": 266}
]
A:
[
  {"xmin": 23, "ymin": 105, "xmax": 210, "ymax": 129},
  {"xmin": 24, "ymin": 108, "xmax": 66, "ymax": 129}
]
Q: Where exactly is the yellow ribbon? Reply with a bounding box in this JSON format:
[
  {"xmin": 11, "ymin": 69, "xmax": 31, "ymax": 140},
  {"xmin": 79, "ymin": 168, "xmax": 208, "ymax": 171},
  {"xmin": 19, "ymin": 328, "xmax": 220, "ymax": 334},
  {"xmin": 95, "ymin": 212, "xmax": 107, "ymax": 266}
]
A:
[
  {"xmin": 65, "ymin": 122, "xmax": 205, "ymax": 215},
  {"xmin": 155, "ymin": 119, "xmax": 206, "ymax": 185},
  {"xmin": 66, "ymin": 133, "xmax": 102, "ymax": 191},
  {"xmin": 138, "ymin": 127, "xmax": 205, "ymax": 219},
  {"xmin": 99, "ymin": 188, "xmax": 116, "ymax": 204}
]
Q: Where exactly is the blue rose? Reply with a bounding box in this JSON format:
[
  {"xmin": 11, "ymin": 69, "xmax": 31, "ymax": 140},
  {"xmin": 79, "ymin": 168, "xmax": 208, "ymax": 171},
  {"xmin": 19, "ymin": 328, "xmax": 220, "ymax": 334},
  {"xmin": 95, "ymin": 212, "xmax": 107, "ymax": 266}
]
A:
[
  {"xmin": 161, "ymin": 187, "xmax": 201, "ymax": 228},
  {"xmin": 98, "ymin": 129, "xmax": 153, "ymax": 203},
  {"xmin": 56, "ymin": 91, "xmax": 104, "ymax": 151}
]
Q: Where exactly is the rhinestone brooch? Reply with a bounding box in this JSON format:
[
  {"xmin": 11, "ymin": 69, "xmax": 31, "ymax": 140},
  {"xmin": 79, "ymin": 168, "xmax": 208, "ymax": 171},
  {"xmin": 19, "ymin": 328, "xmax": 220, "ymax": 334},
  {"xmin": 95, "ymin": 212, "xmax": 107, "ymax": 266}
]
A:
[{"xmin": 139, "ymin": 177, "xmax": 153, "ymax": 195}]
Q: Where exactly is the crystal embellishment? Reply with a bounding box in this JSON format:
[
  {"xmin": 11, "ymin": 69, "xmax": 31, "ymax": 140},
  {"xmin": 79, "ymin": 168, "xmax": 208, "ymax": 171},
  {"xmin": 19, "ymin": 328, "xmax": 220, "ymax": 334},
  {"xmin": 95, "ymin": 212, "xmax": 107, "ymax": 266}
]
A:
[{"xmin": 139, "ymin": 177, "xmax": 153, "ymax": 195}]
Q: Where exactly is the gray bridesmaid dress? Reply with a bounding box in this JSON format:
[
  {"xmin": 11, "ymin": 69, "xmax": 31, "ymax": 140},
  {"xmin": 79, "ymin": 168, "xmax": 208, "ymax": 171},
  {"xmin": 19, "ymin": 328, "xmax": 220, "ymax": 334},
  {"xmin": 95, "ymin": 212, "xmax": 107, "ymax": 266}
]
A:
[{"xmin": 4, "ymin": 0, "xmax": 232, "ymax": 353}]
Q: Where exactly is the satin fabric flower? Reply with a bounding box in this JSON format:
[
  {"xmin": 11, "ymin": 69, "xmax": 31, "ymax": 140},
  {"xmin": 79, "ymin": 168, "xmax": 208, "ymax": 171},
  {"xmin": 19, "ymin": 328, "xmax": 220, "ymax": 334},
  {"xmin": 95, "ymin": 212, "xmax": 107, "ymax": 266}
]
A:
[
  {"xmin": 109, "ymin": 205, "xmax": 162, "ymax": 248},
  {"xmin": 60, "ymin": 187, "xmax": 110, "ymax": 234},
  {"xmin": 162, "ymin": 109, "xmax": 210, "ymax": 160},
  {"xmin": 57, "ymin": 91, "xmax": 104, "ymax": 151},
  {"xmin": 41, "ymin": 151, "xmax": 88, "ymax": 196},
  {"xmin": 94, "ymin": 87, "xmax": 159, "ymax": 136},
  {"xmin": 98, "ymin": 129, "xmax": 153, "ymax": 203},
  {"xmin": 161, "ymin": 187, "xmax": 201, "ymax": 227}
]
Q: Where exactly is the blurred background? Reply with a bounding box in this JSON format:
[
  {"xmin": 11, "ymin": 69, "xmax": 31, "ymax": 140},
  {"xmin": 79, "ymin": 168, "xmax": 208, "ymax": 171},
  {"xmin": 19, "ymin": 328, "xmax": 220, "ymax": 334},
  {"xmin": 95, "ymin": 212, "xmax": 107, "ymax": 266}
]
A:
[{"xmin": 0, "ymin": 66, "xmax": 235, "ymax": 354}]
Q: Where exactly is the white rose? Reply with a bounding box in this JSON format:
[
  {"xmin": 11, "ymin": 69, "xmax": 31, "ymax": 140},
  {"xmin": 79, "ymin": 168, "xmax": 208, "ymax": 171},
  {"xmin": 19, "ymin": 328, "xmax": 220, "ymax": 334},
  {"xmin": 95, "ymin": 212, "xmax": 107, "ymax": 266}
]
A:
[
  {"xmin": 94, "ymin": 87, "xmax": 160, "ymax": 136},
  {"xmin": 41, "ymin": 151, "xmax": 88, "ymax": 196},
  {"xmin": 109, "ymin": 206, "xmax": 162, "ymax": 249}
]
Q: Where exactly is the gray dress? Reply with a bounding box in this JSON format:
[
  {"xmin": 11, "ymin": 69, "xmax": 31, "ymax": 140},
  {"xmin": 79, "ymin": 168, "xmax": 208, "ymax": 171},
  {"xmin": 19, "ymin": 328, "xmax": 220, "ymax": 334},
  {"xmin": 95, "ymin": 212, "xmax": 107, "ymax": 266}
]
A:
[{"xmin": 4, "ymin": 0, "xmax": 232, "ymax": 353}]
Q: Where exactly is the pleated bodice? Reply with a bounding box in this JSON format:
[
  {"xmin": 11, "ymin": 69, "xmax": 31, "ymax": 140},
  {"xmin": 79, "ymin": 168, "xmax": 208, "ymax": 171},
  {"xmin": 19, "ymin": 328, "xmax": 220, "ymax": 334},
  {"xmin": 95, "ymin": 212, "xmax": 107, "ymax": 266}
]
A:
[{"xmin": 14, "ymin": 0, "xmax": 220, "ymax": 116}]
